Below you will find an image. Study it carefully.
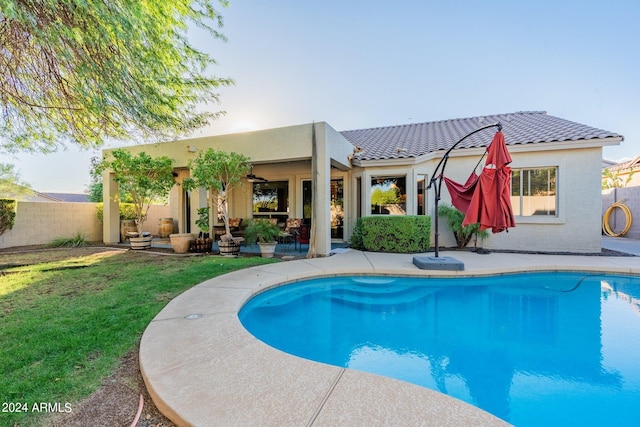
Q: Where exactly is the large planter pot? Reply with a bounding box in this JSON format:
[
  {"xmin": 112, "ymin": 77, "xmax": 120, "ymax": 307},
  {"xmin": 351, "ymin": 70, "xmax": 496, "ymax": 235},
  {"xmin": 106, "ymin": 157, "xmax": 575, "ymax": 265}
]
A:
[
  {"xmin": 192, "ymin": 238, "xmax": 214, "ymax": 253},
  {"xmin": 218, "ymin": 240, "xmax": 241, "ymax": 257},
  {"xmin": 120, "ymin": 219, "xmax": 137, "ymax": 243},
  {"xmin": 169, "ymin": 233, "xmax": 193, "ymax": 254},
  {"xmin": 159, "ymin": 218, "xmax": 175, "ymax": 238},
  {"xmin": 257, "ymin": 242, "xmax": 277, "ymax": 258},
  {"xmin": 130, "ymin": 235, "xmax": 152, "ymax": 250}
]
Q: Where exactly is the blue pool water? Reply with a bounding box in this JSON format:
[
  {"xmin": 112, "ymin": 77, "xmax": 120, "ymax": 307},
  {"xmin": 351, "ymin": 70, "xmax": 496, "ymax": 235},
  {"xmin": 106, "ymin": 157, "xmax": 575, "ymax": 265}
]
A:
[{"xmin": 239, "ymin": 273, "xmax": 640, "ymax": 426}]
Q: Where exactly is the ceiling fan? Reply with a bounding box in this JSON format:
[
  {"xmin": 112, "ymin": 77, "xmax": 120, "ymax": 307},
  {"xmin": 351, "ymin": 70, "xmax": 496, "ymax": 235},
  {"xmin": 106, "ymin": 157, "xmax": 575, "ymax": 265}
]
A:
[{"xmin": 246, "ymin": 165, "xmax": 268, "ymax": 183}]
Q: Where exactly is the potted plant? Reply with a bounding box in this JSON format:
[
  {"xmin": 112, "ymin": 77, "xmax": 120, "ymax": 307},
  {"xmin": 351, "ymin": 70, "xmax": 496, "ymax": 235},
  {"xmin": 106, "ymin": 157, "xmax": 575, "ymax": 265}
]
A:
[
  {"xmin": 192, "ymin": 207, "xmax": 214, "ymax": 252},
  {"xmin": 183, "ymin": 148, "xmax": 251, "ymax": 256},
  {"xmin": 244, "ymin": 219, "xmax": 281, "ymax": 258},
  {"xmin": 96, "ymin": 149, "xmax": 177, "ymax": 250}
]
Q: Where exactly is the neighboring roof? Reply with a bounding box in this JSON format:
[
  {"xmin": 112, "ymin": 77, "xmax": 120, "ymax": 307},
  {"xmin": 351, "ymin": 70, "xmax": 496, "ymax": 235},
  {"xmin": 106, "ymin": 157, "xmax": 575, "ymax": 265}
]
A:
[
  {"xmin": 605, "ymin": 155, "xmax": 640, "ymax": 172},
  {"xmin": 45, "ymin": 192, "xmax": 91, "ymax": 202},
  {"xmin": 25, "ymin": 192, "xmax": 91, "ymax": 202},
  {"xmin": 340, "ymin": 111, "xmax": 623, "ymax": 161}
]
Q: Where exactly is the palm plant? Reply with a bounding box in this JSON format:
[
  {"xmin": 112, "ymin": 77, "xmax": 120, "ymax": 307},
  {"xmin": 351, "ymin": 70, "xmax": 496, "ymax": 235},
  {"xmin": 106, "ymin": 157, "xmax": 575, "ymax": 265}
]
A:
[{"xmin": 438, "ymin": 205, "xmax": 489, "ymax": 249}]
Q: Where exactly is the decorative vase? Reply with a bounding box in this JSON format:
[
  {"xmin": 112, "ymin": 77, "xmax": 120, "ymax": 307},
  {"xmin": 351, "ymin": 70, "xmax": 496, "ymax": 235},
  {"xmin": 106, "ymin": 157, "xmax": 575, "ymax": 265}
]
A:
[
  {"xmin": 169, "ymin": 233, "xmax": 193, "ymax": 254},
  {"xmin": 257, "ymin": 242, "xmax": 277, "ymax": 258}
]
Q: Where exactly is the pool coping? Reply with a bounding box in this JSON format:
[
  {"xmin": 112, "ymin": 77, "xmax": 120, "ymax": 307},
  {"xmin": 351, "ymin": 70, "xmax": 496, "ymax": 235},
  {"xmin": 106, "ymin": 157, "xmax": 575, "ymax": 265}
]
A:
[{"xmin": 139, "ymin": 250, "xmax": 640, "ymax": 426}]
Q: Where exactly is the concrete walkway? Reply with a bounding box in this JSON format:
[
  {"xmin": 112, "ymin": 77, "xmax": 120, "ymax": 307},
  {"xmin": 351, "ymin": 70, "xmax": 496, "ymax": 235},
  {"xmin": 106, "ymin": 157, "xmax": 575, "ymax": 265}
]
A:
[
  {"xmin": 140, "ymin": 250, "xmax": 640, "ymax": 426},
  {"xmin": 601, "ymin": 235, "xmax": 640, "ymax": 256}
]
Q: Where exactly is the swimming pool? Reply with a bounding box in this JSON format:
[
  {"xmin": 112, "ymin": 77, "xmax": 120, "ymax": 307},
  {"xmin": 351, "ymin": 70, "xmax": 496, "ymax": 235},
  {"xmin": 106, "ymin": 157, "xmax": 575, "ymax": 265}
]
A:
[{"xmin": 239, "ymin": 272, "xmax": 640, "ymax": 427}]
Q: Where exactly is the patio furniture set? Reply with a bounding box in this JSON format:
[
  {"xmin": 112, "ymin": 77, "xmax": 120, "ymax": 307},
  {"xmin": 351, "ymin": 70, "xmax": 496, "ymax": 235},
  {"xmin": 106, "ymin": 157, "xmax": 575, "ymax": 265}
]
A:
[{"xmin": 213, "ymin": 217, "xmax": 311, "ymax": 251}]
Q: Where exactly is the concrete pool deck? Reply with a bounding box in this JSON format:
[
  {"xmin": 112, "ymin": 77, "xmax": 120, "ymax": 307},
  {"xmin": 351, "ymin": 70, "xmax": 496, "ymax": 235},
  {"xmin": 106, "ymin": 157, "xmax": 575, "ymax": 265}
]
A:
[{"xmin": 140, "ymin": 249, "xmax": 640, "ymax": 426}]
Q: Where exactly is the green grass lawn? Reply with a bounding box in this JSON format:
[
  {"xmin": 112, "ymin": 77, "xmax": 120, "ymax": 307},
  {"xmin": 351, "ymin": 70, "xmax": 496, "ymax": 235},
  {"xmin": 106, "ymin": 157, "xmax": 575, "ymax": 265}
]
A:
[{"xmin": 0, "ymin": 248, "xmax": 278, "ymax": 426}]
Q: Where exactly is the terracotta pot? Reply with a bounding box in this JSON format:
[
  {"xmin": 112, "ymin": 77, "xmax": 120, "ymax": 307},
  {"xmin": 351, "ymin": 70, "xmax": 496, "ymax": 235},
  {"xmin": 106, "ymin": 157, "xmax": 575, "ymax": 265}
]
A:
[{"xmin": 169, "ymin": 233, "xmax": 193, "ymax": 254}]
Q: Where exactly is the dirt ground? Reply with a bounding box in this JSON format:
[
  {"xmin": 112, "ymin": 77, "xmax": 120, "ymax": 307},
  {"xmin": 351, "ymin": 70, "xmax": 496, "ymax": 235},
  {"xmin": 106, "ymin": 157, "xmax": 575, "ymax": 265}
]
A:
[{"xmin": 44, "ymin": 347, "xmax": 175, "ymax": 427}]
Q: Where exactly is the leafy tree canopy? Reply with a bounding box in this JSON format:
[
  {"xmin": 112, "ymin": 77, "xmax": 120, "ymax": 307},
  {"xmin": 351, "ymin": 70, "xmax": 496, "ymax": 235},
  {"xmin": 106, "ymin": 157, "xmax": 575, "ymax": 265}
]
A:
[
  {"xmin": 0, "ymin": 162, "xmax": 33, "ymax": 198},
  {"xmin": 0, "ymin": 0, "xmax": 233, "ymax": 153},
  {"xmin": 183, "ymin": 148, "xmax": 250, "ymax": 237},
  {"xmin": 95, "ymin": 149, "xmax": 176, "ymax": 233}
]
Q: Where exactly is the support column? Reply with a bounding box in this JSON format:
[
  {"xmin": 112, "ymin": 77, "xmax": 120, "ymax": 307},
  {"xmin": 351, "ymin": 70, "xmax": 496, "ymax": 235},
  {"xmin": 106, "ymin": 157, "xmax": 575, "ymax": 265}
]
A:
[
  {"xmin": 102, "ymin": 170, "xmax": 120, "ymax": 244},
  {"xmin": 313, "ymin": 124, "xmax": 331, "ymax": 256}
]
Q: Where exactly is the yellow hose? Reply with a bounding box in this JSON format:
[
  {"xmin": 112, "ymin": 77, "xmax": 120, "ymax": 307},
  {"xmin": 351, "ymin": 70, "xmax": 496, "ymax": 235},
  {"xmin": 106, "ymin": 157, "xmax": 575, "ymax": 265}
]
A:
[{"xmin": 602, "ymin": 200, "xmax": 632, "ymax": 237}]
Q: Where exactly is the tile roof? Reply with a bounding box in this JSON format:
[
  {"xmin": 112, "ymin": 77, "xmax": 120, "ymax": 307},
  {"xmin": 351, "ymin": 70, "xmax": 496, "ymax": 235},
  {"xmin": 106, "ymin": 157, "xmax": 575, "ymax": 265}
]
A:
[
  {"xmin": 340, "ymin": 111, "xmax": 623, "ymax": 161},
  {"xmin": 605, "ymin": 155, "xmax": 640, "ymax": 172},
  {"xmin": 37, "ymin": 192, "xmax": 91, "ymax": 202}
]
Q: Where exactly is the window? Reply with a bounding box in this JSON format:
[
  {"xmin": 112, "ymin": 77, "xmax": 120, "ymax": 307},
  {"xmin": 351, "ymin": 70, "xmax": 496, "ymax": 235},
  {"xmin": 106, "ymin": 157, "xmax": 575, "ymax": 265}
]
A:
[
  {"xmin": 417, "ymin": 174, "xmax": 428, "ymax": 215},
  {"xmin": 253, "ymin": 181, "xmax": 289, "ymax": 213},
  {"xmin": 511, "ymin": 168, "xmax": 557, "ymax": 216},
  {"xmin": 356, "ymin": 177, "xmax": 362, "ymax": 218},
  {"xmin": 371, "ymin": 176, "xmax": 406, "ymax": 215}
]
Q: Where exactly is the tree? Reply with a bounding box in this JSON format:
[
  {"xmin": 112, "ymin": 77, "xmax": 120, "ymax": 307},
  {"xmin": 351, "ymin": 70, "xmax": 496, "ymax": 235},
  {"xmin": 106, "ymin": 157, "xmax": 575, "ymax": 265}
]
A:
[
  {"xmin": 0, "ymin": 199, "xmax": 16, "ymax": 236},
  {"xmin": 0, "ymin": 163, "xmax": 33, "ymax": 198},
  {"xmin": 602, "ymin": 167, "xmax": 635, "ymax": 189},
  {"xmin": 183, "ymin": 148, "xmax": 250, "ymax": 240},
  {"xmin": 0, "ymin": 0, "xmax": 233, "ymax": 153},
  {"xmin": 95, "ymin": 149, "xmax": 176, "ymax": 234}
]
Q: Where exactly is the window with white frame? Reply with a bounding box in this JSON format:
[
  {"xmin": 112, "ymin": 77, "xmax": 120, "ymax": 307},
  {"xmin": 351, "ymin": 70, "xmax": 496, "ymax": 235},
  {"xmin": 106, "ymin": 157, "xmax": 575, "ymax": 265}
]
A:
[
  {"xmin": 417, "ymin": 174, "xmax": 428, "ymax": 215},
  {"xmin": 511, "ymin": 167, "xmax": 557, "ymax": 216}
]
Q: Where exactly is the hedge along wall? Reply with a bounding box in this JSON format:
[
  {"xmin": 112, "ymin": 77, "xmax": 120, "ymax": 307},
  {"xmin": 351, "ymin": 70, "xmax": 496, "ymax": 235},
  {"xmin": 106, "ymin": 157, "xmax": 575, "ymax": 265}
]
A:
[
  {"xmin": 350, "ymin": 215, "xmax": 431, "ymax": 253},
  {"xmin": 0, "ymin": 201, "xmax": 170, "ymax": 249}
]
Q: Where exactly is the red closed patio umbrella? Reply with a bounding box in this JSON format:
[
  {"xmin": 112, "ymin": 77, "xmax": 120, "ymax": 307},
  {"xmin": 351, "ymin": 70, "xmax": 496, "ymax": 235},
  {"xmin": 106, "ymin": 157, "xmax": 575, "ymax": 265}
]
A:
[
  {"xmin": 462, "ymin": 131, "xmax": 515, "ymax": 233},
  {"xmin": 443, "ymin": 171, "xmax": 479, "ymax": 215}
]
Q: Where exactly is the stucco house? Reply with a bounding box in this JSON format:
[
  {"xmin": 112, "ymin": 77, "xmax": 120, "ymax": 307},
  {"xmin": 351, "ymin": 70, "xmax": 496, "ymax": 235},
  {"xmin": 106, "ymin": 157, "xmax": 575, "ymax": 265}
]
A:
[{"xmin": 102, "ymin": 111, "xmax": 623, "ymax": 255}]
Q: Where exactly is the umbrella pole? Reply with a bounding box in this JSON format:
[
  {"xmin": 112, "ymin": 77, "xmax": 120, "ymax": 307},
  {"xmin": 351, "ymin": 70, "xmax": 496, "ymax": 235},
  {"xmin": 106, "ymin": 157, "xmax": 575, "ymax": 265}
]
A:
[{"xmin": 427, "ymin": 122, "xmax": 502, "ymax": 258}]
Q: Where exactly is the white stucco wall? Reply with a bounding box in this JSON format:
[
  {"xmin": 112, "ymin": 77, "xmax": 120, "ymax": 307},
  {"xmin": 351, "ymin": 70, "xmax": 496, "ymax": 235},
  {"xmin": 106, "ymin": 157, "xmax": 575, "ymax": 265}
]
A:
[
  {"xmin": 433, "ymin": 146, "xmax": 604, "ymax": 253},
  {"xmin": 353, "ymin": 144, "xmax": 605, "ymax": 253}
]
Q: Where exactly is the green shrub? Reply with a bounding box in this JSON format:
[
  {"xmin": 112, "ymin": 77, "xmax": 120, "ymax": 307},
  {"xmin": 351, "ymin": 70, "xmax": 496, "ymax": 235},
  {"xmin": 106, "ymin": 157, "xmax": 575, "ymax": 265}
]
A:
[
  {"xmin": 96, "ymin": 203, "xmax": 139, "ymax": 222},
  {"xmin": 47, "ymin": 232, "xmax": 89, "ymax": 248},
  {"xmin": 244, "ymin": 219, "xmax": 281, "ymax": 243},
  {"xmin": 0, "ymin": 199, "xmax": 16, "ymax": 236},
  {"xmin": 350, "ymin": 216, "xmax": 431, "ymax": 253}
]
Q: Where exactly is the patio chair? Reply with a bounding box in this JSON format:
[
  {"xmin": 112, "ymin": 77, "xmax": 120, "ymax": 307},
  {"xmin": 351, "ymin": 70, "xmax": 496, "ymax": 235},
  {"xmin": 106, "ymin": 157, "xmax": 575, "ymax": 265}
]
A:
[
  {"xmin": 295, "ymin": 224, "xmax": 311, "ymax": 252},
  {"xmin": 278, "ymin": 218, "xmax": 302, "ymax": 246}
]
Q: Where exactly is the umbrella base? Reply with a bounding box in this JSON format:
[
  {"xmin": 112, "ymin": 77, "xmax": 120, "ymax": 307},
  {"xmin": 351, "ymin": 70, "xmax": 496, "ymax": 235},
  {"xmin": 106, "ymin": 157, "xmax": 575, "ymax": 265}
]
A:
[{"xmin": 413, "ymin": 255, "xmax": 464, "ymax": 271}]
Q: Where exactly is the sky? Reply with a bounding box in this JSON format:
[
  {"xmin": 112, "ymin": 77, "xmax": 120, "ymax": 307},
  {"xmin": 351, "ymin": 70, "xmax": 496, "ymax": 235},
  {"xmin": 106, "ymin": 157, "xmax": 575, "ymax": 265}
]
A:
[{"xmin": 8, "ymin": 0, "xmax": 640, "ymax": 193}]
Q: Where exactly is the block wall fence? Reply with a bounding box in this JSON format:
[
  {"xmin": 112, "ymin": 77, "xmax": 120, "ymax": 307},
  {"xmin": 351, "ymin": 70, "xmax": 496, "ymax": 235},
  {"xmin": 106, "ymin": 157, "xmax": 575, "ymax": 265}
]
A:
[
  {"xmin": 602, "ymin": 187, "xmax": 639, "ymax": 239},
  {"xmin": 0, "ymin": 202, "xmax": 170, "ymax": 250}
]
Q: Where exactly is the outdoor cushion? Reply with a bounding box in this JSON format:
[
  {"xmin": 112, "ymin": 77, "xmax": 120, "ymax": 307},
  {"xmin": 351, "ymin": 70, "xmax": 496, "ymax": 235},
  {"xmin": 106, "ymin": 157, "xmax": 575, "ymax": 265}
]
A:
[{"xmin": 285, "ymin": 218, "xmax": 302, "ymax": 233}]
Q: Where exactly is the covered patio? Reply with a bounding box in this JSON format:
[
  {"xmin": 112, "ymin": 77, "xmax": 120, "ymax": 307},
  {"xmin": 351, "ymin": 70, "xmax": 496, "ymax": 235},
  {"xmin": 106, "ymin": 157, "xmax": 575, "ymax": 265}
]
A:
[{"xmin": 102, "ymin": 122, "xmax": 354, "ymax": 256}]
